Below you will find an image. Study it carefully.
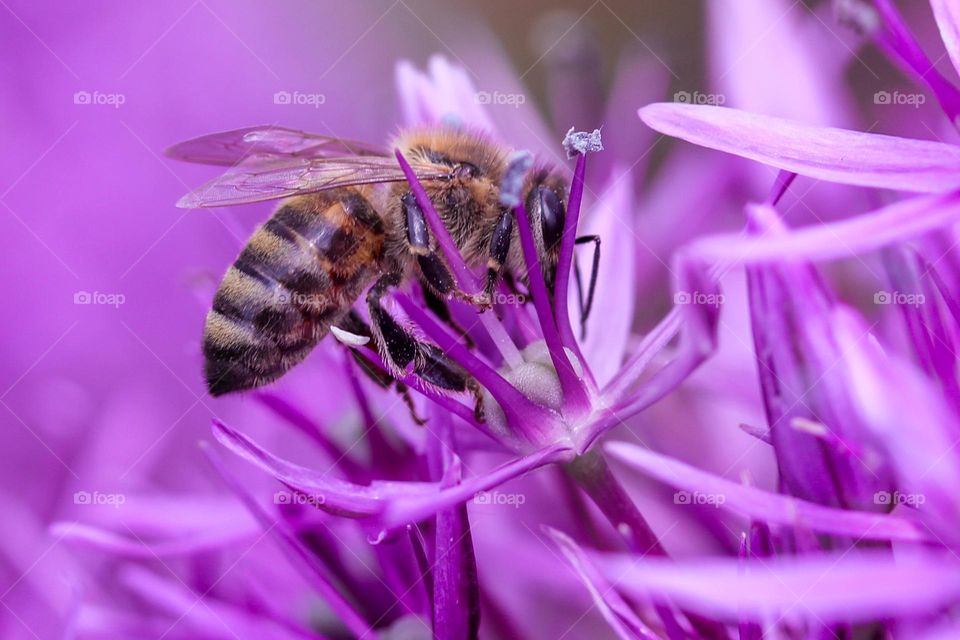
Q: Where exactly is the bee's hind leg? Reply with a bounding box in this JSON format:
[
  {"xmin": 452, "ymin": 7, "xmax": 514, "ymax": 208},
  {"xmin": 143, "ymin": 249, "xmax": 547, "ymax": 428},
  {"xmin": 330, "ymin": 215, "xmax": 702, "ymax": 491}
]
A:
[
  {"xmin": 366, "ymin": 272, "xmax": 422, "ymax": 377},
  {"xmin": 415, "ymin": 343, "xmax": 485, "ymax": 423},
  {"xmin": 338, "ymin": 308, "xmax": 429, "ymax": 425}
]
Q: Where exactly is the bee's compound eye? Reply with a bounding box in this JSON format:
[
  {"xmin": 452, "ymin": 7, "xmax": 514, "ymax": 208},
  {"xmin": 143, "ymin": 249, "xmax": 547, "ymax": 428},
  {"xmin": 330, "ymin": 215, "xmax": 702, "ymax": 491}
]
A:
[
  {"xmin": 537, "ymin": 185, "xmax": 565, "ymax": 250},
  {"xmin": 452, "ymin": 162, "xmax": 480, "ymax": 178}
]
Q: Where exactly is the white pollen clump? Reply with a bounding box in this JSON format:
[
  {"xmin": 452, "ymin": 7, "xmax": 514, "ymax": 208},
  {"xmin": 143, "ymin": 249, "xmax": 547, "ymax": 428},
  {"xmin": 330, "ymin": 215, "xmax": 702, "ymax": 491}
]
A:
[
  {"xmin": 330, "ymin": 325, "xmax": 370, "ymax": 347},
  {"xmin": 482, "ymin": 340, "xmax": 584, "ymax": 436},
  {"xmin": 562, "ymin": 127, "xmax": 603, "ymax": 158}
]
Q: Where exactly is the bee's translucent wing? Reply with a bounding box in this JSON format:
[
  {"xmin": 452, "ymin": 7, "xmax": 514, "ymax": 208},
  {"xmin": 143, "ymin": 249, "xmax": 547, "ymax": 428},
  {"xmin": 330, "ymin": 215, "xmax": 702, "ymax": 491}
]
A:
[
  {"xmin": 177, "ymin": 156, "xmax": 448, "ymax": 208},
  {"xmin": 165, "ymin": 126, "xmax": 386, "ymax": 165}
]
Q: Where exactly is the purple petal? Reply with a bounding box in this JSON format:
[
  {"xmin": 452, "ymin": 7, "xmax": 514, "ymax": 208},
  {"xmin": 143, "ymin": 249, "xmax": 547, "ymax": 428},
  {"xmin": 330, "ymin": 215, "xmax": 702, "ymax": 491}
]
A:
[
  {"xmin": 688, "ymin": 195, "xmax": 960, "ymax": 265},
  {"xmin": 741, "ymin": 204, "xmax": 892, "ymax": 508},
  {"xmin": 568, "ymin": 174, "xmax": 638, "ymax": 386},
  {"xmin": 832, "ymin": 308, "xmax": 960, "ymax": 543},
  {"xmin": 395, "ymin": 55, "xmax": 495, "ymax": 132},
  {"xmin": 595, "ymin": 550, "xmax": 960, "ymax": 624},
  {"xmin": 547, "ymin": 528, "xmax": 659, "ymax": 640},
  {"xmin": 120, "ymin": 566, "xmax": 315, "ymax": 640},
  {"xmin": 932, "ymin": 0, "xmax": 960, "ymax": 82},
  {"xmin": 881, "ymin": 247, "xmax": 960, "ymax": 412},
  {"xmin": 51, "ymin": 520, "xmax": 260, "ymax": 558},
  {"xmin": 592, "ymin": 261, "xmax": 722, "ymax": 435},
  {"xmin": 638, "ymin": 103, "xmax": 960, "ymax": 192},
  {"xmin": 433, "ymin": 457, "xmax": 480, "ymax": 640},
  {"xmin": 212, "ymin": 419, "xmax": 570, "ymax": 528},
  {"xmin": 605, "ymin": 442, "xmax": 931, "ymax": 543},
  {"xmin": 871, "ymin": 0, "xmax": 960, "ymax": 122},
  {"xmin": 203, "ymin": 443, "xmax": 374, "ymax": 639}
]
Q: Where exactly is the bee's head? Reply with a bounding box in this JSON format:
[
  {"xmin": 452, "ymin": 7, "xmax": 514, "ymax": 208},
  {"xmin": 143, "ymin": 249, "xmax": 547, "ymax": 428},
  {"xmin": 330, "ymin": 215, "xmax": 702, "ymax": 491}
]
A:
[
  {"xmin": 524, "ymin": 168, "xmax": 569, "ymax": 291},
  {"xmin": 396, "ymin": 127, "xmax": 508, "ymax": 182}
]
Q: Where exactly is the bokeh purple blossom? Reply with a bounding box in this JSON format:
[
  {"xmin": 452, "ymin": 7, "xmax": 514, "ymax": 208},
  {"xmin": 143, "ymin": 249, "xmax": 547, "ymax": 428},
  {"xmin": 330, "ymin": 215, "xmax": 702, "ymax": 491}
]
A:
[{"xmin": 6, "ymin": 1, "xmax": 960, "ymax": 639}]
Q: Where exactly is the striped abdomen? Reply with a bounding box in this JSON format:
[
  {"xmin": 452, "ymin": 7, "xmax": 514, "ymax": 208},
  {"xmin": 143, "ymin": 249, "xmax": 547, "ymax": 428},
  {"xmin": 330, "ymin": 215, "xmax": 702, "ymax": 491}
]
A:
[{"xmin": 204, "ymin": 188, "xmax": 384, "ymax": 395}]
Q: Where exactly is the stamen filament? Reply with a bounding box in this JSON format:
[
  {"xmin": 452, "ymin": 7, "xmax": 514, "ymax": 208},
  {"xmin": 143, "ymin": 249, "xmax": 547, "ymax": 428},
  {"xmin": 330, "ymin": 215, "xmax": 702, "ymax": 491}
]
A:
[
  {"xmin": 551, "ymin": 153, "xmax": 595, "ymax": 388},
  {"xmin": 514, "ymin": 201, "xmax": 592, "ymax": 414}
]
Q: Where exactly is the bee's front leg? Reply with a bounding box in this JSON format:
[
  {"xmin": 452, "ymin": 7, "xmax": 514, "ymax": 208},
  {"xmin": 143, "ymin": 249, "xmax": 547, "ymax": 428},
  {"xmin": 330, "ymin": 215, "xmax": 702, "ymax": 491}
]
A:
[
  {"xmin": 573, "ymin": 234, "xmax": 601, "ymax": 339},
  {"xmin": 401, "ymin": 193, "xmax": 491, "ymax": 311},
  {"xmin": 482, "ymin": 209, "xmax": 513, "ymax": 305}
]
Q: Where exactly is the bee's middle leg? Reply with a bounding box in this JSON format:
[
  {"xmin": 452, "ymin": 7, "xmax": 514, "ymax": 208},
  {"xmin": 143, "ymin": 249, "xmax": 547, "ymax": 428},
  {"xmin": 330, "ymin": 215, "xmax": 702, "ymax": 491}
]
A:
[
  {"xmin": 367, "ymin": 271, "xmax": 486, "ymax": 422},
  {"xmin": 420, "ymin": 283, "xmax": 476, "ymax": 349}
]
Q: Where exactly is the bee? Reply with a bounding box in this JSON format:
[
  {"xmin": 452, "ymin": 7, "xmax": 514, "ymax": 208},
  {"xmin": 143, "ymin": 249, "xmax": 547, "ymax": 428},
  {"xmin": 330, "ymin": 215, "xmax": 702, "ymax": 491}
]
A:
[{"xmin": 167, "ymin": 125, "xmax": 585, "ymax": 398}]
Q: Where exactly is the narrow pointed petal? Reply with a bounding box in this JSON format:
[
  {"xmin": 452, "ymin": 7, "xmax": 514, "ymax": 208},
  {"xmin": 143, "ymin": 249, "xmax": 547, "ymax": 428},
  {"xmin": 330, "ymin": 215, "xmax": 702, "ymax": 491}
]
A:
[
  {"xmin": 212, "ymin": 419, "xmax": 570, "ymax": 528},
  {"xmin": 547, "ymin": 528, "xmax": 660, "ymax": 640},
  {"xmin": 51, "ymin": 520, "xmax": 260, "ymax": 558},
  {"xmin": 395, "ymin": 55, "xmax": 495, "ymax": 132},
  {"xmin": 870, "ymin": 0, "xmax": 960, "ymax": 123},
  {"xmin": 881, "ymin": 247, "xmax": 960, "ymax": 412},
  {"xmin": 833, "ymin": 308, "xmax": 960, "ymax": 543},
  {"xmin": 593, "ymin": 262, "xmax": 721, "ymax": 434},
  {"xmin": 638, "ymin": 103, "xmax": 960, "ymax": 192},
  {"xmin": 931, "ymin": 0, "xmax": 960, "ymax": 80},
  {"xmin": 740, "ymin": 205, "xmax": 892, "ymax": 508},
  {"xmin": 120, "ymin": 566, "xmax": 316, "ymax": 640},
  {"xmin": 433, "ymin": 457, "xmax": 480, "ymax": 640},
  {"xmin": 595, "ymin": 550, "xmax": 960, "ymax": 625},
  {"xmin": 689, "ymin": 195, "xmax": 960, "ymax": 265},
  {"xmin": 605, "ymin": 442, "xmax": 931, "ymax": 543},
  {"xmin": 203, "ymin": 443, "xmax": 374, "ymax": 639}
]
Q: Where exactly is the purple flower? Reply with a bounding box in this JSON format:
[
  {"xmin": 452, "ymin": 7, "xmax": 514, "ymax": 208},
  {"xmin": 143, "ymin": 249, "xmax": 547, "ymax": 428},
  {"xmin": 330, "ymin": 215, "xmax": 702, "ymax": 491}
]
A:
[{"xmin": 206, "ymin": 53, "xmax": 726, "ymax": 560}]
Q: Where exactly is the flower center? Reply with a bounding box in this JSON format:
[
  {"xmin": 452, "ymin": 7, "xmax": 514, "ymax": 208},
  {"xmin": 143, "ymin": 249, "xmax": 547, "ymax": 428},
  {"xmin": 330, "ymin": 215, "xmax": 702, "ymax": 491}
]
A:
[{"xmin": 481, "ymin": 340, "xmax": 583, "ymax": 440}]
